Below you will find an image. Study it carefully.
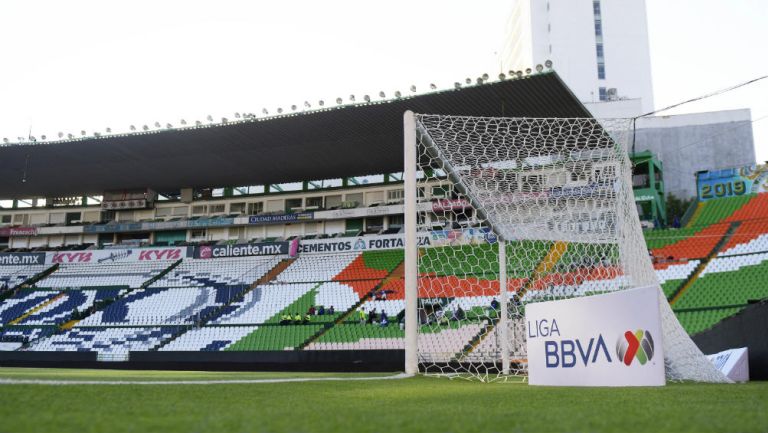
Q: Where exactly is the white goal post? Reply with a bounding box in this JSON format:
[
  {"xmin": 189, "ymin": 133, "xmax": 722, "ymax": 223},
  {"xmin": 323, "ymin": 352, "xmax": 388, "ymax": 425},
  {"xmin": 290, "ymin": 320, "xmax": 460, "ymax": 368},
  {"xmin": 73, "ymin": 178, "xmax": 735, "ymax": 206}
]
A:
[{"xmin": 403, "ymin": 110, "xmax": 728, "ymax": 382}]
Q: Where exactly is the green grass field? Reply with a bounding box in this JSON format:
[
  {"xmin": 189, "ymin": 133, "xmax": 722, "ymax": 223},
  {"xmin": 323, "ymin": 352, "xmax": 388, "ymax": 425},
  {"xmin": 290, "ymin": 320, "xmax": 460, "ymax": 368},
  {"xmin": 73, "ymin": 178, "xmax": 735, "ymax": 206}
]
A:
[{"xmin": 0, "ymin": 368, "xmax": 766, "ymax": 433}]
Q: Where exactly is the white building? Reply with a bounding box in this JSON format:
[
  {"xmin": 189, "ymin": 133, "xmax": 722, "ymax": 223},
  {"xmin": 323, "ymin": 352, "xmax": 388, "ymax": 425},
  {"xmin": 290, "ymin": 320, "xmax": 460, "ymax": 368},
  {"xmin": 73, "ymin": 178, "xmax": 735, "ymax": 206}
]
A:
[{"xmin": 500, "ymin": 0, "xmax": 655, "ymax": 117}]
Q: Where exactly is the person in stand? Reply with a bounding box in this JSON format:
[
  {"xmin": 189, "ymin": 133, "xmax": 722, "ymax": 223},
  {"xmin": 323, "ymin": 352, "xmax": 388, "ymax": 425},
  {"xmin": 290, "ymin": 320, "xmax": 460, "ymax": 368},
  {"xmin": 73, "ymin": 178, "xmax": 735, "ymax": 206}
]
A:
[
  {"xmin": 317, "ymin": 305, "xmax": 325, "ymax": 316},
  {"xmin": 308, "ymin": 305, "xmax": 316, "ymax": 316},
  {"xmin": 367, "ymin": 309, "xmax": 378, "ymax": 325},
  {"xmin": 358, "ymin": 309, "xmax": 366, "ymax": 325},
  {"xmin": 293, "ymin": 312, "xmax": 302, "ymax": 324},
  {"xmin": 455, "ymin": 306, "xmax": 465, "ymax": 321},
  {"xmin": 439, "ymin": 310, "xmax": 449, "ymax": 326},
  {"xmin": 328, "ymin": 305, "xmax": 335, "ymax": 315},
  {"xmin": 380, "ymin": 311, "xmax": 389, "ymax": 328},
  {"xmin": 304, "ymin": 313, "xmax": 311, "ymax": 324},
  {"xmin": 489, "ymin": 298, "xmax": 500, "ymax": 318},
  {"xmin": 279, "ymin": 314, "xmax": 290, "ymax": 325}
]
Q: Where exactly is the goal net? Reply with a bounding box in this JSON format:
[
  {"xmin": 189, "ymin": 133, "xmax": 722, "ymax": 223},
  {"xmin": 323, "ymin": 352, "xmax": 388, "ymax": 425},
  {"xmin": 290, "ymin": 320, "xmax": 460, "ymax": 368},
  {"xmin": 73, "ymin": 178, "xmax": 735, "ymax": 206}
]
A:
[{"xmin": 402, "ymin": 112, "xmax": 728, "ymax": 383}]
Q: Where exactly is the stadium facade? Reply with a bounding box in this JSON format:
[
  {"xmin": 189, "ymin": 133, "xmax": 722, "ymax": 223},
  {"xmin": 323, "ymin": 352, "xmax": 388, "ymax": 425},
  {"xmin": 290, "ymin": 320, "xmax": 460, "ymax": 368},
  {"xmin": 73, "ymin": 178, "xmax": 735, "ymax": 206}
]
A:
[{"xmin": 0, "ymin": 71, "xmax": 590, "ymax": 249}]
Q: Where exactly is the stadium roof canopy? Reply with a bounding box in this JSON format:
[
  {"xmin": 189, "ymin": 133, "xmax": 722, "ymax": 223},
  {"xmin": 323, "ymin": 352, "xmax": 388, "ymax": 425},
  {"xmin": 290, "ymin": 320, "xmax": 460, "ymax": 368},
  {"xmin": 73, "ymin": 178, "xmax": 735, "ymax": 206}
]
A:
[{"xmin": 0, "ymin": 72, "xmax": 591, "ymax": 199}]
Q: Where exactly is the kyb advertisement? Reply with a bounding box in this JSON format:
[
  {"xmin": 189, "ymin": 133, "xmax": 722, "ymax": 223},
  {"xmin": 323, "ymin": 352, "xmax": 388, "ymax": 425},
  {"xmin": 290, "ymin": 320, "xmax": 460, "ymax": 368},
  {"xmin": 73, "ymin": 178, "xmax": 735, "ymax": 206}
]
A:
[
  {"xmin": 525, "ymin": 285, "xmax": 665, "ymax": 386},
  {"xmin": 45, "ymin": 247, "xmax": 188, "ymax": 264}
]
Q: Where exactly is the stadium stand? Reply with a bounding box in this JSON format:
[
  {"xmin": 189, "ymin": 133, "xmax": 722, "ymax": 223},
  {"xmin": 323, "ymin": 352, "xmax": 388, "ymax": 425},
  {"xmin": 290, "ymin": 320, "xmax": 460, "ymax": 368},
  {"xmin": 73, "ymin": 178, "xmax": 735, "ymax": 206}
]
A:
[
  {"xmin": 159, "ymin": 326, "xmax": 259, "ymax": 351},
  {"xmin": 74, "ymin": 286, "xmax": 250, "ymax": 326},
  {"xmin": 0, "ymin": 264, "xmax": 50, "ymax": 290},
  {"xmin": 686, "ymin": 195, "xmax": 754, "ymax": 227},
  {"xmin": 0, "ymin": 327, "xmax": 57, "ymax": 351},
  {"xmin": 0, "ymin": 290, "xmax": 61, "ymax": 325},
  {"xmin": 28, "ymin": 327, "xmax": 184, "ymax": 353},
  {"xmin": 4, "ymin": 190, "xmax": 768, "ymax": 356},
  {"xmin": 18, "ymin": 288, "xmax": 122, "ymax": 325},
  {"xmin": 276, "ymin": 253, "xmax": 359, "ymax": 283},
  {"xmin": 718, "ymin": 219, "xmax": 768, "ymax": 255},
  {"xmin": 213, "ymin": 283, "xmax": 317, "ymax": 325},
  {"xmin": 41, "ymin": 261, "xmax": 173, "ymax": 289},
  {"xmin": 676, "ymin": 254, "xmax": 768, "ymax": 310},
  {"xmin": 151, "ymin": 256, "xmax": 281, "ymax": 287},
  {"xmin": 649, "ymin": 223, "xmax": 731, "ymax": 261}
]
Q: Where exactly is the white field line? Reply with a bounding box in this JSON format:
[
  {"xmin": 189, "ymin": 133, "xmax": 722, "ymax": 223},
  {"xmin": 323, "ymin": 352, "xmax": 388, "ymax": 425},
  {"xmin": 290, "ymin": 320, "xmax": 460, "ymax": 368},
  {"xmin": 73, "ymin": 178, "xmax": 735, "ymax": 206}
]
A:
[{"xmin": 0, "ymin": 372, "xmax": 413, "ymax": 386}]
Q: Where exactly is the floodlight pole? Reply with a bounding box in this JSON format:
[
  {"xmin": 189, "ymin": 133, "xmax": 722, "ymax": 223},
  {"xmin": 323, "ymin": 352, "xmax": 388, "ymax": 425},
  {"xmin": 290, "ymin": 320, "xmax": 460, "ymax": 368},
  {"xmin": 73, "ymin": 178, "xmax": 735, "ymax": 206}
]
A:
[
  {"xmin": 499, "ymin": 239, "xmax": 510, "ymax": 375},
  {"xmin": 404, "ymin": 110, "xmax": 418, "ymax": 375}
]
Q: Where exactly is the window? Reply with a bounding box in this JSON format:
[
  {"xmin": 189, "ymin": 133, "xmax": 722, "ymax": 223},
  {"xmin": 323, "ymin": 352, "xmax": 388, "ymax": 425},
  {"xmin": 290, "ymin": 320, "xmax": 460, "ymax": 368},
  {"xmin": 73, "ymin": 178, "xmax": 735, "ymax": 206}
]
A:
[
  {"xmin": 365, "ymin": 217, "xmax": 384, "ymax": 233},
  {"xmin": 285, "ymin": 198, "xmax": 303, "ymax": 212},
  {"xmin": 387, "ymin": 189, "xmax": 405, "ymax": 202},
  {"xmin": 172, "ymin": 206, "xmax": 188, "ymax": 216},
  {"xmin": 593, "ymin": 0, "xmax": 605, "ymax": 80},
  {"xmin": 325, "ymin": 195, "xmax": 343, "ymax": 209},
  {"xmin": 345, "ymin": 193, "xmax": 364, "ymax": 207},
  {"xmin": 432, "ymin": 186, "xmax": 450, "ymax": 198},
  {"xmin": 599, "ymin": 87, "xmax": 607, "ymax": 101},
  {"xmin": 229, "ymin": 227, "xmax": 245, "ymax": 240},
  {"xmin": 155, "ymin": 207, "xmax": 172, "ymax": 217},
  {"xmin": 594, "ymin": 165, "xmax": 616, "ymax": 182},
  {"xmin": 117, "ymin": 211, "xmax": 134, "ymax": 222},
  {"xmin": 229, "ymin": 202, "xmax": 246, "ymax": 214},
  {"xmin": 247, "ymin": 202, "xmax": 264, "ymax": 215},
  {"xmin": 1, "ymin": 215, "xmax": 11, "ymax": 224},
  {"xmin": 190, "ymin": 229, "xmax": 207, "ymax": 239},
  {"xmin": 305, "ymin": 196, "xmax": 323, "ymax": 209},
  {"xmin": 191, "ymin": 205, "xmax": 207, "ymax": 215},
  {"xmin": 389, "ymin": 214, "xmax": 404, "ymax": 228},
  {"xmin": 632, "ymin": 174, "xmax": 650, "ymax": 188},
  {"xmin": 209, "ymin": 204, "xmax": 226, "ymax": 214}
]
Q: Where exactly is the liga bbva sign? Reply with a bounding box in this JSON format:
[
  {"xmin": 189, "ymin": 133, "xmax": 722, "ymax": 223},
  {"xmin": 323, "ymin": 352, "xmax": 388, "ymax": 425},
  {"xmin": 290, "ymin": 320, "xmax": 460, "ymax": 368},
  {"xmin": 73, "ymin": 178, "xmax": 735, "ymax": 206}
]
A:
[{"xmin": 526, "ymin": 285, "xmax": 665, "ymax": 387}]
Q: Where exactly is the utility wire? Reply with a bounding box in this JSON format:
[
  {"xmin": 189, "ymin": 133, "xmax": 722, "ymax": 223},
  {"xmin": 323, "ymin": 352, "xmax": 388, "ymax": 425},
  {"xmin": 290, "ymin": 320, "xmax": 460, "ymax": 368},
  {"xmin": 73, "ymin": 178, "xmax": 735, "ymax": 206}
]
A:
[
  {"xmin": 634, "ymin": 75, "xmax": 768, "ymax": 120},
  {"xmin": 630, "ymin": 74, "xmax": 768, "ymax": 155}
]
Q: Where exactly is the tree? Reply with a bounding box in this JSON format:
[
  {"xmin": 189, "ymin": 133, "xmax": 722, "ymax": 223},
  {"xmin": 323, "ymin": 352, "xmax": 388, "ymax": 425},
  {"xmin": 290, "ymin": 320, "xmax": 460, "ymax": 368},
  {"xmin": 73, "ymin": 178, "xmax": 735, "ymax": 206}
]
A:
[{"xmin": 666, "ymin": 193, "xmax": 695, "ymax": 227}]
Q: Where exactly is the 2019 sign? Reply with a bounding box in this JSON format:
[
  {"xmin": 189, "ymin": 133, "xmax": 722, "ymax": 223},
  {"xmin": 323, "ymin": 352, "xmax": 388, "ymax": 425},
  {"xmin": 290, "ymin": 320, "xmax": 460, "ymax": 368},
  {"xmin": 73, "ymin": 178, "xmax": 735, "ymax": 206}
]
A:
[{"xmin": 700, "ymin": 180, "xmax": 746, "ymax": 200}]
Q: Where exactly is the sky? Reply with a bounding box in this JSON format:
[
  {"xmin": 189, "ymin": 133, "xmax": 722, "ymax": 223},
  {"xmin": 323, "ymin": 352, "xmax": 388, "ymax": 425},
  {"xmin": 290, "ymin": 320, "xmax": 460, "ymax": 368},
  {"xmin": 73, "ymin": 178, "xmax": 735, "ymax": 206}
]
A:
[{"xmin": 0, "ymin": 0, "xmax": 766, "ymax": 160}]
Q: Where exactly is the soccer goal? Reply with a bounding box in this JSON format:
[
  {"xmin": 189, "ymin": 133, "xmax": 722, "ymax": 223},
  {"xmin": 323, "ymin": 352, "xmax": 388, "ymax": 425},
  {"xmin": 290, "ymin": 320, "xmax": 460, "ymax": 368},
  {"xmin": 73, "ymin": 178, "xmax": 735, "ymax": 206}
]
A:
[{"xmin": 402, "ymin": 111, "xmax": 728, "ymax": 383}]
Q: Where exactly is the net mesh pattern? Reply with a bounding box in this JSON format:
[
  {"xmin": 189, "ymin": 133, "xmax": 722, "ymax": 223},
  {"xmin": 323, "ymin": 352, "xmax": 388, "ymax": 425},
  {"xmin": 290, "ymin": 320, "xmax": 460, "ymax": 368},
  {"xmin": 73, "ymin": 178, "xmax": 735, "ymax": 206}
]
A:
[{"xmin": 411, "ymin": 114, "xmax": 728, "ymax": 383}]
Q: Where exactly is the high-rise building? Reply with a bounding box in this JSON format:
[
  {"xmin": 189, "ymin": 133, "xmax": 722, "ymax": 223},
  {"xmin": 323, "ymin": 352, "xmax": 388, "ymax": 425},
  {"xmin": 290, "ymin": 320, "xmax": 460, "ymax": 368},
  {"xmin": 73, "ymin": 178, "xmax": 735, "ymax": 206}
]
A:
[{"xmin": 500, "ymin": 0, "xmax": 655, "ymax": 117}]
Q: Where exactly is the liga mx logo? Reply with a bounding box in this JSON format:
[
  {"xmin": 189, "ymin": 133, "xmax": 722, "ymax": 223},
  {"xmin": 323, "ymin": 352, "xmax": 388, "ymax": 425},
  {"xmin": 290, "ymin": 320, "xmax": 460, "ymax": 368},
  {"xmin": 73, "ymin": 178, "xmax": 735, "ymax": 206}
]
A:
[{"xmin": 616, "ymin": 330, "xmax": 654, "ymax": 366}]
